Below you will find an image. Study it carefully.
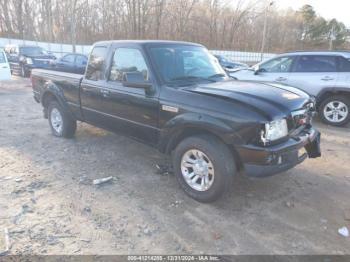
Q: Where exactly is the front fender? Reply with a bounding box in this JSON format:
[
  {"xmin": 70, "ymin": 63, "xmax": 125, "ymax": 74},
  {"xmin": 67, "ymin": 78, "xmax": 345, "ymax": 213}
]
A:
[{"xmin": 158, "ymin": 112, "xmax": 244, "ymax": 153}]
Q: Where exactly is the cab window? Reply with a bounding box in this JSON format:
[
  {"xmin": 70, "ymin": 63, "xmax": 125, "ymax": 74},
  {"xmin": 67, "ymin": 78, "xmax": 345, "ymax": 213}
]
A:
[
  {"xmin": 294, "ymin": 55, "xmax": 337, "ymax": 72},
  {"xmin": 337, "ymin": 57, "xmax": 350, "ymax": 72},
  {"xmin": 109, "ymin": 48, "xmax": 149, "ymax": 82},
  {"xmin": 85, "ymin": 46, "xmax": 107, "ymax": 81},
  {"xmin": 260, "ymin": 56, "xmax": 293, "ymax": 73}
]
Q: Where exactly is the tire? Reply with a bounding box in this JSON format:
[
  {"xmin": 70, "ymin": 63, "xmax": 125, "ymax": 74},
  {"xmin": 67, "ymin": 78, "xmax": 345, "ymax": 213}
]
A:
[
  {"xmin": 319, "ymin": 95, "xmax": 350, "ymax": 127},
  {"xmin": 172, "ymin": 134, "xmax": 236, "ymax": 203},
  {"xmin": 48, "ymin": 101, "xmax": 77, "ymax": 138}
]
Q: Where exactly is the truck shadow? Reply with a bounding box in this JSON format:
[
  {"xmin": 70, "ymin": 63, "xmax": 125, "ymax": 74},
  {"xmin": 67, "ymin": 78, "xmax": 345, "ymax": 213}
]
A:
[{"xmin": 3, "ymin": 122, "xmax": 350, "ymax": 253}]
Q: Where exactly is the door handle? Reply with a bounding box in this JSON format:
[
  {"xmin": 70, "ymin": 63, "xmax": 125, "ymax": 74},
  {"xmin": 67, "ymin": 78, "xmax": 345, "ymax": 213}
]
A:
[
  {"xmin": 321, "ymin": 76, "xmax": 334, "ymax": 81},
  {"xmin": 2, "ymin": 66, "xmax": 8, "ymax": 69},
  {"xmin": 276, "ymin": 77, "xmax": 287, "ymax": 82}
]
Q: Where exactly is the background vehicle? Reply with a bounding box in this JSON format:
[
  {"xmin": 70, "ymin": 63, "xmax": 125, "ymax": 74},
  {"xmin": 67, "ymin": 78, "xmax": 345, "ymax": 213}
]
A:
[
  {"xmin": 0, "ymin": 49, "xmax": 11, "ymax": 80},
  {"xmin": 214, "ymin": 54, "xmax": 249, "ymax": 71},
  {"xmin": 30, "ymin": 40, "xmax": 320, "ymax": 202},
  {"xmin": 231, "ymin": 51, "xmax": 350, "ymax": 126},
  {"xmin": 50, "ymin": 53, "xmax": 88, "ymax": 74},
  {"xmin": 5, "ymin": 45, "xmax": 56, "ymax": 77}
]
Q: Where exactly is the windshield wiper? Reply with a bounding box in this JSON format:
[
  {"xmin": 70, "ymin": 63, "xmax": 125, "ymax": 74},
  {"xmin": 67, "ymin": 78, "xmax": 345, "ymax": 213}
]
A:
[{"xmin": 170, "ymin": 75, "xmax": 216, "ymax": 83}]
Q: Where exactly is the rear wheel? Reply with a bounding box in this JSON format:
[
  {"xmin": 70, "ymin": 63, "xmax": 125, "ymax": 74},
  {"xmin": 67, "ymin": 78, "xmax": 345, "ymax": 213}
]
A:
[
  {"xmin": 48, "ymin": 101, "xmax": 76, "ymax": 138},
  {"xmin": 319, "ymin": 95, "xmax": 350, "ymax": 126},
  {"xmin": 172, "ymin": 134, "xmax": 236, "ymax": 202}
]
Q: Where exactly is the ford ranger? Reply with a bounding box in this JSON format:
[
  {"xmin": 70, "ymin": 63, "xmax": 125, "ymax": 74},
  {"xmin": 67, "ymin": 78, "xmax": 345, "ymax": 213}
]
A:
[{"xmin": 31, "ymin": 40, "xmax": 321, "ymax": 202}]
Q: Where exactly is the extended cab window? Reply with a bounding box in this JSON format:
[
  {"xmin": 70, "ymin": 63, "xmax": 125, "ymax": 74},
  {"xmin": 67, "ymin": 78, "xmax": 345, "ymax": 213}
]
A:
[
  {"xmin": 85, "ymin": 46, "xmax": 107, "ymax": 81},
  {"xmin": 260, "ymin": 56, "xmax": 293, "ymax": 73},
  {"xmin": 294, "ymin": 55, "xmax": 337, "ymax": 72},
  {"xmin": 337, "ymin": 57, "xmax": 350, "ymax": 72},
  {"xmin": 109, "ymin": 48, "xmax": 148, "ymax": 82}
]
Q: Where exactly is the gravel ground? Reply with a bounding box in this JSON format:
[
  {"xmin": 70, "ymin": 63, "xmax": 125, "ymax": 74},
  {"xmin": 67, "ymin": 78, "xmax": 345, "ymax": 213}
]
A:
[{"xmin": 0, "ymin": 76, "xmax": 350, "ymax": 255}]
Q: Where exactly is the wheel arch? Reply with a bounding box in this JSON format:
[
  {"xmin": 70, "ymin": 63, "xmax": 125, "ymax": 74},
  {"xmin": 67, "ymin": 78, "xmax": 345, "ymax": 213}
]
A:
[
  {"xmin": 41, "ymin": 83, "xmax": 72, "ymax": 119},
  {"xmin": 317, "ymin": 88, "xmax": 350, "ymax": 109},
  {"xmin": 158, "ymin": 113, "xmax": 244, "ymax": 171}
]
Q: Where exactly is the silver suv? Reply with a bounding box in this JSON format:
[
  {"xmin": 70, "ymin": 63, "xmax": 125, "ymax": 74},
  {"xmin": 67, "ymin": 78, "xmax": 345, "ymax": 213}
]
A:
[{"xmin": 232, "ymin": 51, "xmax": 350, "ymax": 126}]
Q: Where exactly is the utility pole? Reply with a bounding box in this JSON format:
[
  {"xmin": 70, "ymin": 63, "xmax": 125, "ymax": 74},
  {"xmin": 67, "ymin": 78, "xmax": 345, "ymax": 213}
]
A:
[
  {"xmin": 260, "ymin": 1, "xmax": 274, "ymax": 61},
  {"xmin": 329, "ymin": 24, "xmax": 336, "ymax": 50},
  {"xmin": 71, "ymin": 0, "xmax": 78, "ymax": 53}
]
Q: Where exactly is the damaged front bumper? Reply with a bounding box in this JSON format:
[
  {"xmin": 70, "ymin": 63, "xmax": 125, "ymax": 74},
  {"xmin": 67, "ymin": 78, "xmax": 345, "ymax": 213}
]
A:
[{"xmin": 237, "ymin": 127, "xmax": 321, "ymax": 177}]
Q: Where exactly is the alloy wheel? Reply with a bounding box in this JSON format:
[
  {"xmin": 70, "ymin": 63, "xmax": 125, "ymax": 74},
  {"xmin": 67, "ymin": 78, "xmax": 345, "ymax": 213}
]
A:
[
  {"xmin": 323, "ymin": 100, "xmax": 349, "ymax": 123},
  {"xmin": 180, "ymin": 149, "xmax": 215, "ymax": 192},
  {"xmin": 50, "ymin": 108, "xmax": 63, "ymax": 134}
]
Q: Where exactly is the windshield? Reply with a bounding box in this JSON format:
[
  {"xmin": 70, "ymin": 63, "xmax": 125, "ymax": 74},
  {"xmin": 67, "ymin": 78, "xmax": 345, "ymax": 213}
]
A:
[
  {"xmin": 19, "ymin": 46, "xmax": 47, "ymax": 56},
  {"xmin": 149, "ymin": 45, "xmax": 227, "ymax": 85}
]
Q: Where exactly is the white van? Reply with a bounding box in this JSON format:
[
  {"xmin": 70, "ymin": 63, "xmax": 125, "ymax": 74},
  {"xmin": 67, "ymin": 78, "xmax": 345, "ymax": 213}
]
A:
[{"xmin": 0, "ymin": 49, "xmax": 11, "ymax": 80}]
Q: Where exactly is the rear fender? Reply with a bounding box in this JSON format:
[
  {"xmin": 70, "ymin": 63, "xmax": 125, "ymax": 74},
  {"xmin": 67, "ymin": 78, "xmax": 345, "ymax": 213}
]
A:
[
  {"xmin": 316, "ymin": 87, "xmax": 350, "ymax": 108},
  {"xmin": 41, "ymin": 81, "xmax": 74, "ymax": 119}
]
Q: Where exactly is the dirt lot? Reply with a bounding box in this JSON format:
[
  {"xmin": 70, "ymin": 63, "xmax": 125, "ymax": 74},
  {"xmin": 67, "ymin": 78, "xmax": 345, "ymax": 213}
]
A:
[{"xmin": 0, "ymin": 77, "xmax": 350, "ymax": 255}]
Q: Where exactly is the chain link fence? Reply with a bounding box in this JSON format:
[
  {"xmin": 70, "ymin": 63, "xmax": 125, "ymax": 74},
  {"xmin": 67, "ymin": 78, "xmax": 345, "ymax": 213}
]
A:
[
  {"xmin": 0, "ymin": 38, "xmax": 276, "ymax": 64},
  {"xmin": 210, "ymin": 50, "xmax": 275, "ymax": 65},
  {"xmin": 0, "ymin": 38, "xmax": 91, "ymax": 58}
]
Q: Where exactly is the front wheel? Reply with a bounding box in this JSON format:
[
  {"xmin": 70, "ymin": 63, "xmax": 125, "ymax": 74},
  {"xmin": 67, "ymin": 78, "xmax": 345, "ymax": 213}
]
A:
[
  {"xmin": 48, "ymin": 101, "xmax": 77, "ymax": 138},
  {"xmin": 319, "ymin": 96, "xmax": 350, "ymax": 126},
  {"xmin": 172, "ymin": 135, "xmax": 236, "ymax": 202}
]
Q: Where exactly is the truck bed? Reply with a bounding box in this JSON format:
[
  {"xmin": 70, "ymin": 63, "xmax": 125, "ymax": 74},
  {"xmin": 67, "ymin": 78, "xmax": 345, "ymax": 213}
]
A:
[
  {"xmin": 31, "ymin": 69, "xmax": 84, "ymax": 119},
  {"xmin": 32, "ymin": 68, "xmax": 83, "ymax": 84}
]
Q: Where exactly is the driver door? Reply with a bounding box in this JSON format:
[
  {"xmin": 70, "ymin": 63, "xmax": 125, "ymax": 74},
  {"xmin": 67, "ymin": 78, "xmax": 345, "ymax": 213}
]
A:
[
  {"xmin": 102, "ymin": 46, "xmax": 159, "ymax": 145},
  {"xmin": 253, "ymin": 56, "xmax": 295, "ymax": 84}
]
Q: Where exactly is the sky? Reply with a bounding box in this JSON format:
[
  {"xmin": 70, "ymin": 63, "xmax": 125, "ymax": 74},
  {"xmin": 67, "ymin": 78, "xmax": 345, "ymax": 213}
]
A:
[{"xmin": 276, "ymin": 0, "xmax": 350, "ymax": 27}]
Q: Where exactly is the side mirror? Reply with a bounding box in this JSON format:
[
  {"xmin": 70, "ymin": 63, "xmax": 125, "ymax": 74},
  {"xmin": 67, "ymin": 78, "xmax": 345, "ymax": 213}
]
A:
[
  {"xmin": 122, "ymin": 72, "xmax": 152, "ymax": 90},
  {"xmin": 254, "ymin": 67, "xmax": 261, "ymax": 75},
  {"xmin": 254, "ymin": 66, "xmax": 265, "ymax": 75}
]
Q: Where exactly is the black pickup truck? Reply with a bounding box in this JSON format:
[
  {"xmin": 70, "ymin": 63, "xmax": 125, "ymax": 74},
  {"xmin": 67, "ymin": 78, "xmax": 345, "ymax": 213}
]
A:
[{"xmin": 31, "ymin": 40, "xmax": 321, "ymax": 202}]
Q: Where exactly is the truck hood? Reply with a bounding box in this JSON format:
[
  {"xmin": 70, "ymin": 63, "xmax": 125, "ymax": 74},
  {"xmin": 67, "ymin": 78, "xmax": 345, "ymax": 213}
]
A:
[{"xmin": 184, "ymin": 80, "xmax": 311, "ymax": 120}]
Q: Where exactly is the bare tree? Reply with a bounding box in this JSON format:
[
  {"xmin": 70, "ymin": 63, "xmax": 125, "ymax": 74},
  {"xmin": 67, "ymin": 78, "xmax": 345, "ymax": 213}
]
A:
[{"xmin": 0, "ymin": 0, "xmax": 348, "ymax": 52}]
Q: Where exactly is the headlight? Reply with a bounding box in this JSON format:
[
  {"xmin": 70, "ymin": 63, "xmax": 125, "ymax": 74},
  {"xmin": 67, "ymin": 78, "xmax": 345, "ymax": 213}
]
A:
[
  {"xmin": 261, "ymin": 119, "xmax": 288, "ymax": 144},
  {"xmin": 26, "ymin": 58, "xmax": 33, "ymax": 64}
]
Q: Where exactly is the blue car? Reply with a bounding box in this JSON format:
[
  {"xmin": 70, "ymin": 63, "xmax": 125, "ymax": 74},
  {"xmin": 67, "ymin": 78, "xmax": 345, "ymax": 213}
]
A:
[{"xmin": 52, "ymin": 53, "xmax": 88, "ymax": 74}]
